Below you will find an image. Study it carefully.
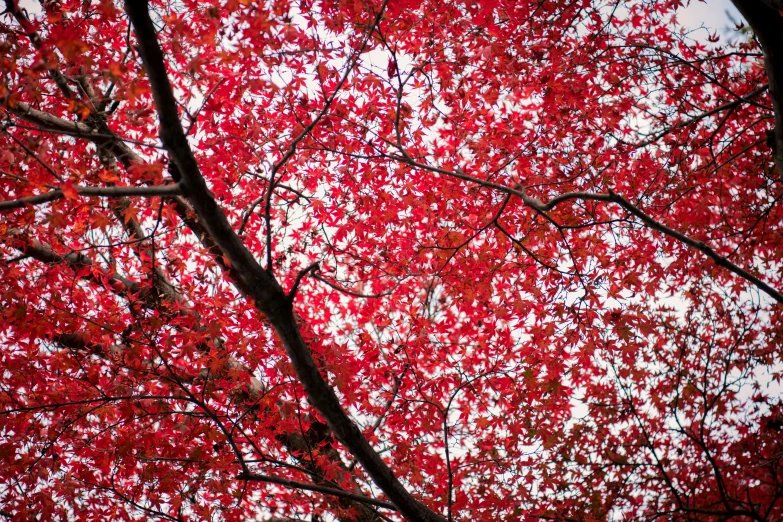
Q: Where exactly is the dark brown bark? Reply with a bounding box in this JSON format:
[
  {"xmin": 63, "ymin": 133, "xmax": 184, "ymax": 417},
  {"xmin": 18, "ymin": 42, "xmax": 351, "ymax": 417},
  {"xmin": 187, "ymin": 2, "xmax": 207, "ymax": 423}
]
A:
[
  {"xmin": 730, "ymin": 0, "xmax": 783, "ymax": 178},
  {"xmin": 123, "ymin": 1, "xmax": 446, "ymax": 521}
]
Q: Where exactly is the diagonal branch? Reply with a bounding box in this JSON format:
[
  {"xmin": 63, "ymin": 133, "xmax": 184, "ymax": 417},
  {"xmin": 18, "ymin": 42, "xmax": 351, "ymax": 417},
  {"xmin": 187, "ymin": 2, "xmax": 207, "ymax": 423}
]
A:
[
  {"xmin": 7, "ymin": 102, "xmax": 143, "ymax": 166},
  {"xmin": 5, "ymin": 229, "xmax": 148, "ymax": 301},
  {"xmin": 123, "ymin": 1, "xmax": 445, "ymax": 520},
  {"xmin": 389, "ymin": 150, "xmax": 783, "ymax": 305},
  {"xmin": 542, "ymin": 190, "xmax": 783, "ymax": 304},
  {"xmin": 607, "ymin": 190, "xmax": 783, "ymax": 304},
  {"xmin": 630, "ymin": 83, "xmax": 770, "ymax": 149}
]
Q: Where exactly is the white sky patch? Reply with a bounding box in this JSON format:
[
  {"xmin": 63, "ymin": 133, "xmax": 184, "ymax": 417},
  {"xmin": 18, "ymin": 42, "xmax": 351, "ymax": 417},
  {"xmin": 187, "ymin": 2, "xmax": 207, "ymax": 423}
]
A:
[{"xmin": 677, "ymin": 0, "xmax": 745, "ymax": 36}]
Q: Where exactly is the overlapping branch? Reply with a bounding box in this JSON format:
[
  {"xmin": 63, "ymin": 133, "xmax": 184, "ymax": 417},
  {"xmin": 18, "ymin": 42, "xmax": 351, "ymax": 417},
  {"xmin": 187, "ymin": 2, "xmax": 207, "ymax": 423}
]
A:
[{"xmin": 1, "ymin": 41, "xmax": 388, "ymax": 522}]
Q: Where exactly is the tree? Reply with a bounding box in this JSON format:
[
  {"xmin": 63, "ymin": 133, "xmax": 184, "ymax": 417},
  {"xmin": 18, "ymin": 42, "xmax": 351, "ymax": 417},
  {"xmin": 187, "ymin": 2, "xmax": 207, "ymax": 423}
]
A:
[{"xmin": 1, "ymin": 0, "xmax": 782, "ymax": 519}]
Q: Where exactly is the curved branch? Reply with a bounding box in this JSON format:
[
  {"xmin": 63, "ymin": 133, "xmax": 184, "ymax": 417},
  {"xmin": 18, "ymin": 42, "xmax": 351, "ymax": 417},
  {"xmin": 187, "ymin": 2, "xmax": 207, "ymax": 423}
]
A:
[
  {"xmin": 287, "ymin": 262, "xmax": 320, "ymax": 301},
  {"xmin": 4, "ymin": 230, "xmax": 146, "ymax": 300},
  {"xmin": 631, "ymin": 83, "xmax": 770, "ymax": 148},
  {"xmin": 391, "ymin": 146, "xmax": 783, "ymax": 304},
  {"xmin": 541, "ymin": 191, "xmax": 614, "ymax": 210},
  {"xmin": 607, "ymin": 190, "xmax": 783, "ymax": 304},
  {"xmin": 313, "ymin": 274, "xmax": 396, "ymax": 299}
]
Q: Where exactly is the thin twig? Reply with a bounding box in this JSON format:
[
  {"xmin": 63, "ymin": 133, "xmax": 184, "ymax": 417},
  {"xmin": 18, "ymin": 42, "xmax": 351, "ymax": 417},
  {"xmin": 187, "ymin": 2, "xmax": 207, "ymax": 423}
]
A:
[{"xmin": 313, "ymin": 274, "xmax": 395, "ymax": 299}]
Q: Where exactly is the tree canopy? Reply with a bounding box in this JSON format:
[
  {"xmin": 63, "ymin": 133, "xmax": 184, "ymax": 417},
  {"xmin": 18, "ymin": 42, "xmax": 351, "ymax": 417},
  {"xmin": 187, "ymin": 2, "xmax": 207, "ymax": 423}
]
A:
[{"xmin": 1, "ymin": 0, "xmax": 783, "ymax": 520}]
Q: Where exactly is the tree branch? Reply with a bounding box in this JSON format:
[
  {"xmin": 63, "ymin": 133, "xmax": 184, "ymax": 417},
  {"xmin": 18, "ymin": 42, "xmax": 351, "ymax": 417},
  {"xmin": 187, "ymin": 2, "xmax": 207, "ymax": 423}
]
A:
[
  {"xmin": 313, "ymin": 275, "xmax": 395, "ymax": 299},
  {"xmin": 4, "ymin": 229, "xmax": 147, "ymax": 300},
  {"xmin": 607, "ymin": 190, "xmax": 783, "ymax": 304},
  {"xmin": 542, "ymin": 190, "xmax": 783, "ymax": 304},
  {"xmin": 389, "ymin": 150, "xmax": 783, "ymax": 305},
  {"xmin": 2, "ymin": 0, "xmax": 76, "ymax": 99},
  {"xmin": 7, "ymin": 102, "xmax": 144, "ymax": 166},
  {"xmin": 0, "ymin": 184, "xmax": 181, "ymax": 211},
  {"xmin": 287, "ymin": 262, "xmax": 320, "ymax": 301},
  {"xmin": 123, "ymin": 1, "xmax": 445, "ymax": 520},
  {"xmin": 6, "ymin": 87, "xmax": 381, "ymax": 522},
  {"xmin": 2, "ymin": 25, "xmax": 382, "ymax": 522},
  {"xmin": 730, "ymin": 0, "xmax": 783, "ymax": 179},
  {"xmin": 237, "ymin": 472, "xmax": 397, "ymax": 511},
  {"xmin": 631, "ymin": 83, "xmax": 770, "ymax": 148}
]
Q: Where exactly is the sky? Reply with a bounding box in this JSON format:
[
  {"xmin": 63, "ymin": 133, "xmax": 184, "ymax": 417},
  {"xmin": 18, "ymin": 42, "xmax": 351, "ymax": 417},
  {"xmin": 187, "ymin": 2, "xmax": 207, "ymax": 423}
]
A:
[{"xmin": 678, "ymin": 0, "xmax": 746, "ymax": 34}]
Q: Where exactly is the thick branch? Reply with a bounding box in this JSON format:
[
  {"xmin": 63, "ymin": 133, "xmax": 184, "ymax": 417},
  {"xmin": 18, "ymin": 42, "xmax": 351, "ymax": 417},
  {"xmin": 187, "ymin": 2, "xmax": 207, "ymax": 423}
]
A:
[
  {"xmin": 730, "ymin": 0, "xmax": 783, "ymax": 179},
  {"xmin": 3, "ymin": 21, "xmax": 379, "ymax": 522},
  {"xmin": 124, "ymin": 1, "xmax": 445, "ymax": 520},
  {"xmin": 7, "ymin": 102, "xmax": 144, "ymax": 166}
]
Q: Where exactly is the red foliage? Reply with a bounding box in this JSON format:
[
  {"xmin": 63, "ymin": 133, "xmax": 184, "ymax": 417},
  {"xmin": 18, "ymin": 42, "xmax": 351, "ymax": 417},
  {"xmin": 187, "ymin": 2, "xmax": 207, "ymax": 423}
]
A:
[{"xmin": 1, "ymin": 0, "xmax": 782, "ymax": 520}]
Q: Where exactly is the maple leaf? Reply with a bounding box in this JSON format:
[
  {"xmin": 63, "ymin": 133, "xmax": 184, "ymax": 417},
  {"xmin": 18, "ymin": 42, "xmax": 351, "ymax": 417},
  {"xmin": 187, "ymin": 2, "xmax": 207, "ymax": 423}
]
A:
[
  {"xmin": 0, "ymin": 0, "xmax": 782, "ymax": 521},
  {"xmin": 60, "ymin": 181, "xmax": 79, "ymax": 201}
]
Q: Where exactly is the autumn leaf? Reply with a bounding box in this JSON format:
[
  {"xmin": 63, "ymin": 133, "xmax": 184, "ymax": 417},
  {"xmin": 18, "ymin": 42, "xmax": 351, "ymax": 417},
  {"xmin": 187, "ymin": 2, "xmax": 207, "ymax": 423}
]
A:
[
  {"xmin": 0, "ymin": 0, "xmax": 781, "ymax": 521},
  {"xmin": 60, "ymin": 181, "xmax": 79, "ymax": 201}
]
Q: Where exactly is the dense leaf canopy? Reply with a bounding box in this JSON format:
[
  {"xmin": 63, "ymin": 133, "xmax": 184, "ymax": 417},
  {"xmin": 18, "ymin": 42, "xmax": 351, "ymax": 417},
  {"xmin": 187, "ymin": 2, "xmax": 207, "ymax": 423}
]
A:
[{"xmin": 1, "ymin": 0, "xmax": 783, "ymax": 520}]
